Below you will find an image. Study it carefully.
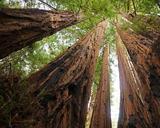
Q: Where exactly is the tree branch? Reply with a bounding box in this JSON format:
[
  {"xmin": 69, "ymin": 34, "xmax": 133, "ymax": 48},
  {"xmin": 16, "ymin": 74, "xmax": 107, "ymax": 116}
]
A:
[
  {"xmin": 131, "ymin": 0, "xmax": 137, "ymax": 15},
  {"xmin": 38, "ymin": 0, "xmax": 57, "ymax": 10}
]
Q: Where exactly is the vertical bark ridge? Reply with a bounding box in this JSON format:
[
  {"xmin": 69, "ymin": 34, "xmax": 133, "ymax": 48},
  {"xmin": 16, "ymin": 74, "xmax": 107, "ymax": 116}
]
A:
[
  {"xmin": 116, "ymin": 33, "xmax": 153, "ymax": 128},
  {"xmin": 27, "ymin": 21, "xmax": 107, "ymax": 128},
  {"xmin": 0, "ymin": 8, "xmax": 79, "ymax": 59},
  {"xmin": 116, "ymin": 25, "xmax": 160, "ymax": 127},
  {"xmin": 90, "ymin": 45, "xmax": 111, "ymax": 128}
]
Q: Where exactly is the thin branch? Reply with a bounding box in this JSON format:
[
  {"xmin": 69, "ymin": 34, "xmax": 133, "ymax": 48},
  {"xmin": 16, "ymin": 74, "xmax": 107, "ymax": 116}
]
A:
[
  {"xmin": 131, "ymin": 0, "xmax": 137, "ymax": 15},
  {"xmin": 127, "ymin": 0, "xmax": 130, "ymax": 12},
  {"xmin": 38, "ymin": 0, "xmax": 57, "ymax": 10}
]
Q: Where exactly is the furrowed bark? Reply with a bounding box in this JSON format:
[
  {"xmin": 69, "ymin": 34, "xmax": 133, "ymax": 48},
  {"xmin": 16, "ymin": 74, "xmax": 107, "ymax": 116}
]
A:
[
  {"xmin": 116, "ymin": 33, "xmax": 153, "ymax": 128},
  {"xmin": 116, "ymin": 26, "xmax": 160, "ymax": 127},
  {"xmin": 27, "ymin": 21, "xmax": 107, "ymax": 128},
  {"xmin": 0, "ymin": 8, "xmax": 79, "ymax": 59},
  {"xmin": 90, "ymin": 45, "xmax": 111, "ymax": 128}
]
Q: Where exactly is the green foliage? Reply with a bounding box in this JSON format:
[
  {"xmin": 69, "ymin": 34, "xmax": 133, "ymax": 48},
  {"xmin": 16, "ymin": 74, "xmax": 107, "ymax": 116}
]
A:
[
  {"xmin": 105, "ymin": 22, "xmax": 116, "ymax": 50},
  {"xmin": 138, "ymin": 0, "xmax": 158, "ymax": 13},
  {"xmin": 51, "ymin": 0, "xmax": 116, "ymax": 26},
  {"xmin": 7, "ymin": 28, "xmax": 81, "ymax": 77},
  {"xmin": 5, "ymin": 0, "xmax": 21, "ymax": 8},
  {"xmin": 110, "ymin": 0, "xmax": 159, "ymax": 14},
  {"xmin": 0, "ymin": 0, "xmax": 5, "ymax": 7},
  {"xmin": 120, "ymin": 13, "xmax": 160, "ymax": 34},
  {"xmin": 92, "ymin": 53, "xmax": 103, "ymax": 96}
]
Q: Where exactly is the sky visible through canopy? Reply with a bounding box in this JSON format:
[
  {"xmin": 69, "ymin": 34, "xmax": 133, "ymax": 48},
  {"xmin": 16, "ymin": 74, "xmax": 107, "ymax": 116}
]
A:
[{"xmin": 110, "ymin": 54, "xmax": 120, "ymax": 128}]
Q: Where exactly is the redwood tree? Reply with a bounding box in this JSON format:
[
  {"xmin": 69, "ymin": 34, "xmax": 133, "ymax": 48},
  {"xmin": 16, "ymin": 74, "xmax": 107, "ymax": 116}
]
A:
[
  {"xmin": 0, "ymin": 8, "xmax": 79, "ymax": 59},
  {"xmin": 26, "ymin": 21, "xmax": 107, "ymax": 128},
  {"xmin": 116, "ymin": 26, "xmax": 160, "ymax": 127},
  {"xmin": 116, "ymin": 33, "xmax": 153, "ymax": 128},
  {"xmin": 90, "ymin": 45, "xmax": 111, "ymax": 128}
]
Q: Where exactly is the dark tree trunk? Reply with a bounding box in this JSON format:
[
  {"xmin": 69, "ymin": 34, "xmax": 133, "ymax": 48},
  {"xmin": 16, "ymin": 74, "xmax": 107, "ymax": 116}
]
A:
[
  {"xmin": 90, "ymin": 45, "xmax": 111, "ymax": 128},
  {"xmin": 116, "ymin": 33, "xmax": 153, "ymax": 128},
  {"xmin": 26, "ymin": 21, "xmax": 107, "ymax": 128},
  {"xmin": 0, "ymin": 8, "xmax": 79, "ymax": 59},
  {"xmin": 116, "ymin": 26, "xmax": 160, "ymax": 127}
]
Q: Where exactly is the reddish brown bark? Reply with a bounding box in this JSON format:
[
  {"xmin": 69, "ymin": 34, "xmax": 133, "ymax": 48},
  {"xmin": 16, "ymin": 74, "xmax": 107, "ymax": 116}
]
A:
[
  {"xmin": 116, "ymin": 33, "xmax": 153, "ymax": 128},
  {"xmin": 116, "ymin": 26, "xmax": 160, "ymax": 127},
  {"xmin": 0, "ymin": 8, "xmax": 79, "ymax": 59},
  {"xmin": 27, "ymin": 21, "xmax": 107, "ymax": 128},
  {"xmin": 90, "ymin": 45, "xmax": 111, "ymax": 128}
]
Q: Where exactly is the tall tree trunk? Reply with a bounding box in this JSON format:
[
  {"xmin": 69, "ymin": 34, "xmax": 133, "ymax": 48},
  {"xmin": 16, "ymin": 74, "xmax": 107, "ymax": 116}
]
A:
[
  {"xmin": 90, "ymin": 45, "xmax": 111, "ymax": 128},
  {"xmin": 116, "ymin": 33, "xmax": 153, "ymax": 128},
  {"xmin": 0, "ymin": 8, "xmax": 79, "ymax": 59},
  {"xmin": 116, "ymin": 26, "xmax": 160, "ymax": 127},
  {"xmin": 27, "ymin": 21, "xmax": 107, "ymax": 128}
]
